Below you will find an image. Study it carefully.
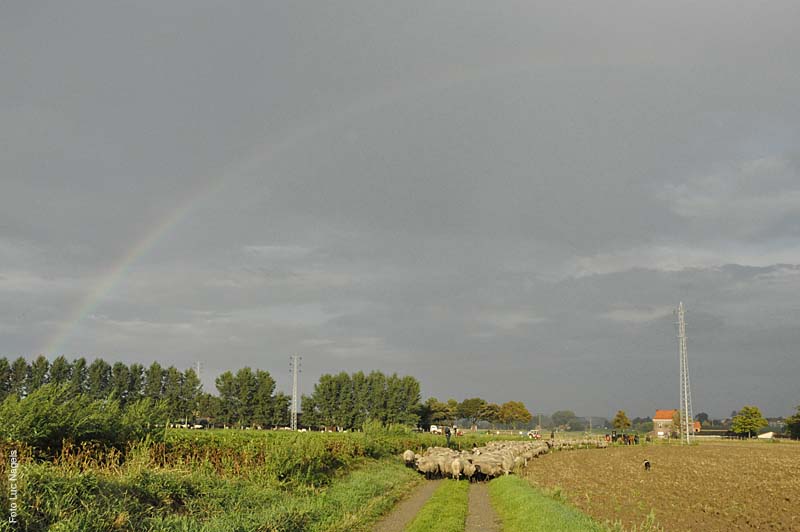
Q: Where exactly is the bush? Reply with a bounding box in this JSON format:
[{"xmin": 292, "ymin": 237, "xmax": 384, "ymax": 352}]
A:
[{"xmin": 0, "ymin": 384, "xmax": 166, "ymax": 454}]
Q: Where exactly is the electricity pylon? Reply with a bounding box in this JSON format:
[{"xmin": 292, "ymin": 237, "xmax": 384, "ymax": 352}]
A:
[{"xmin": 677, "ymin": 302, "xmax": 694, "ymax": 444}]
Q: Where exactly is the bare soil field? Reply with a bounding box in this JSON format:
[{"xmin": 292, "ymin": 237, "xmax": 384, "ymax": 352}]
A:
[{"xmin": 523, "ymin": 441, "xmax": 800, "ymax": 531}]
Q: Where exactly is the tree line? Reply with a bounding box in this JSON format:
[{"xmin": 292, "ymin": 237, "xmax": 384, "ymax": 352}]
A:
[
  {"xmin": 2, "ymin": 356, "xmax": 545, "ymax": 431},
  {"xmin": 0, "ymin": 355, "xmax": 288, "ymax": 427}
]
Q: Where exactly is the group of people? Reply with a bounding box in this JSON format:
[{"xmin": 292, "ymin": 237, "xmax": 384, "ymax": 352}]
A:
[{"xmin": 605, "ymin": 433, "xmax": 640, "ymax": 445}]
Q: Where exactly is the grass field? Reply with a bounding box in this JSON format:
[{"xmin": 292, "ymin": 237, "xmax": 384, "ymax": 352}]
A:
[{"xmin": 523, "ymin": 440, "xmax": 800, "ymax": 531}]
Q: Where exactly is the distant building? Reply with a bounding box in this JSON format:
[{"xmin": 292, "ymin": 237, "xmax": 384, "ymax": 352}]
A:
[
  {"xmin": 653, "ymin": 409, "xmax": 676, "ymax": 438},
  {"xmin": 766, "ymin": 418, "xmax": 785, "ymax": 430},
  {"xmin": 653, "ymin": 409, "xmax": 700, "ymax": 438}
]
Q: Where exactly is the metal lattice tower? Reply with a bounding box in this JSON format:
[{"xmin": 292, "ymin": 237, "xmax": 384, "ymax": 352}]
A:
[
  {"xmin": 676, "ymin": 302, "xmax": 694, "ymax": 444},
  {"xmin": 290, "ymin": 355, "xmax": 301, "ymax": 431}
]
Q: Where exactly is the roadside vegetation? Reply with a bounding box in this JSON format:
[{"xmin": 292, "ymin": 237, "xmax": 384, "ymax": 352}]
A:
[{"xmin": 0, "ymin": 425, "xmax": 519, "ymax": 532}]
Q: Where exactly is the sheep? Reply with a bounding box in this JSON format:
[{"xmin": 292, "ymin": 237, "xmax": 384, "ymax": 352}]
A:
[
  {"xmin": 415, "ymin": 457, "xmax": 439, "ymax": 480},
  {"xmin": 450, "ymin": 457, "xmax": 465, "ymax": 480},
  {"xmin": 402, "ymin": 449, "xmax": 415, "ymax": 466}
]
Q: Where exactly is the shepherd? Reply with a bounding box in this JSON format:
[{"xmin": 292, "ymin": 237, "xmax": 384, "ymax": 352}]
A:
[{"xmin": 444, "ymin": 426, "xmax": 452, "ymax": 447}]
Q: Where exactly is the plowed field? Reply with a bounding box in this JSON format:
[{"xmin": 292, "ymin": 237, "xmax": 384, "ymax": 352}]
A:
[{"xmin": 523, "ymin": 441, "xmax": 800, "ymax": 531}]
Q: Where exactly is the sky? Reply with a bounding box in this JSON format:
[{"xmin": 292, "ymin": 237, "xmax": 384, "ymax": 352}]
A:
[{"xmin": 2, "ymin": 1, "xmax": 799, "ymax": 419}]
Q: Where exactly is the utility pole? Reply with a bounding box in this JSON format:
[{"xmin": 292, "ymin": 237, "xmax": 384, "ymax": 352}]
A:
[
  {"xmin": 290, "ymin": 355, "xmax": 301, "ymax": 431},
  {"xmin": 676, "ymin": 302, "xmax": 694, "ymax": 444}
]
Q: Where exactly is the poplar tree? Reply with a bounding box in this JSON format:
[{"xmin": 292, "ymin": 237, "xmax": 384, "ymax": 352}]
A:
[
  {"xmin": 144, "ymin": 362, "xmax": 164, "ymax": 400},
  {"xmin": 49, "ymin": 356, "xmax": 72, "ymax": 385},
  {"xmin": 10, "ymin": 357, "xmax": 29, "ymax": 398},
  {"xmin": 67, "ymin": 357, "xmax": 88, "ymax": 397},
  {"xmin": 251, "ymin": 369, "xmax": 276, "ymax": 427},
  {"xmin": 111, "ymin": 362, "xmax": 131, "ymax": 405},
  {"xmin": 234, "ymin": 367, "xmax": 258, "ymax": 427},
  {"xmin": 86, "ymin": 358, "xmax": 112, "ymax": 399},
  {"xmin": 215, "ymin": 371, "xmax": 237, "ymax": 427},
  {"xmin": 128, "ymin": 363, "xmax": 145, "ymax": 400},
  {"xmin": 0, "ymin": 358, "xmax": 11, "ymax": 400},
  {"xmin": 163, "ymin": 366, "xmax": 184, "ymax": 421},
  {"xmin": 181, "ymin": 367, "xmax": 202, "ymax": 422},
  {"xmin": 28, "ymin": 355, "xmax": 50, "ymax": 391}
]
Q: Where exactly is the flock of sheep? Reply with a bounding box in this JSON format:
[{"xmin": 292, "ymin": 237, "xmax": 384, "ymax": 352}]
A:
[{"xmin": 402, "ymin": 438, "xmax": 607, "ymax": 482}]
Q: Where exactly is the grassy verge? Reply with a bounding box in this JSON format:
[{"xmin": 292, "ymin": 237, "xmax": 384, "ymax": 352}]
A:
[
  {"xmin": 2, "ymin": 457, "xmax": 419, "ymax": 532},
  {"xmin": 404, "ymin": 480, "xmax": 469, "ymax": 532},
  {"xmin": 488, "ymin": 475, "xmax": 606, "ymax": 532}
]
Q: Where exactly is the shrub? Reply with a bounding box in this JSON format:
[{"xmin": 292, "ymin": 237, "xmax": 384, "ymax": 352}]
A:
[{"xmin": 0, "ymin": 384, "xmax": 166, "ymax": 454}]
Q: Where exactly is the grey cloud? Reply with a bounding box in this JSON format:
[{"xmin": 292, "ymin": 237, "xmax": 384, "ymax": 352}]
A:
[{"xmin": 3, "ymin": 1, "xmax": 800, "ymax": 418}]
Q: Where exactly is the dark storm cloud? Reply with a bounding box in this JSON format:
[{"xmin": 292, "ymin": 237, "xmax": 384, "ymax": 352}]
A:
[{"xmin": 2, "ymin": 1, "xmax": 799, "ymax": 418}]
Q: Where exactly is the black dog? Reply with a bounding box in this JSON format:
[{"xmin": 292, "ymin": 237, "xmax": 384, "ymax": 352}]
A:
[{"xmin": 643, "ymin": 459, "xmax": 651, "ymax": 471}]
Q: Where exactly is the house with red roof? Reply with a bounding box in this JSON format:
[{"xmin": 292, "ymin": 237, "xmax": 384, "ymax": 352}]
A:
[
  {"xmin": 653, "ymin": 409, "xmax": 700, "ymax": 438},
  {"xmin": 653, "ymin": 409, "xmax": 676, "ymax": 438}
]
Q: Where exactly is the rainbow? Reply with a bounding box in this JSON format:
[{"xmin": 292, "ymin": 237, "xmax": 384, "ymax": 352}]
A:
[{"xmin": 40, "ymin": 61, "xmax": 539, "ymax": 357}]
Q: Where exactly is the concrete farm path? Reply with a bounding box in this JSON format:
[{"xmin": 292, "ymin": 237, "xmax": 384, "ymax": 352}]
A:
[
  {"xmin": 465, "ymin": 482, "xmax": 501, "ymax": 532},
  {"xmin": 372, "ymin": 479, "xmax": 442, "ymax": 532}
]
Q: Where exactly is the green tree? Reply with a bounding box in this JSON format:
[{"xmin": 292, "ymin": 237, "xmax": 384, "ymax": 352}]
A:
[
  {"xmin": 271, "ymin": 391, "xmax": 290, "ymax": 427},
  {"xmin": 695, "ymin": 412, "xmax": 709, "ymax": 425},
  {"xmin": 110, "ymin": 362, "xmax": 131, "ymax": 405},
  {"xmin": 445, "ymin": 399, "xmax": 459, "ymax": 426},
  {"xmin": 163, "ymin": 366, "xmax": 184, "ymax": 422},
  {"xmin": 387, "ymin": 374, "xmax": 420, "ymax": 426},
  {"xmin": 552, "ymin": 410, "xmax": 579, "ymax": 430},
  {"xmin": 144, "ymin": 362, "xmax": 165, "ymax": 400},
  {"xmin": 334, "ymin": 372, "xmax": 356, "ymax": 428},
  {"xmin": 351, "ymin": 371, "xmax": 370, "ymax": 428},
  {"xmin": 197, "ymin": 392, "xmax": 221, "ymax": 425},
  {"xmin": 785, "ymin": 406, "xmax": 800, "ymax": 440},
  {"xmin": 233, "ymin": 367, "xmax": 258, "ymax": 427},
  {"xmin": 612, "ymin": 410, "xmax": 631, "ymax": 432},
  {"xmin": 49, "ymin": 356, "xmax": 72, "ymax": 385},
  {"xmin": 499, "ymin": 401, "xmax": 532, "ymax": 429},
  {"xmin": 731, "ymin": 405, "xmax": 768, "ymax": 438},
  {"xmin": 457, "ymin": 398, "xmax": 488, "ymax": 430},
  {"xmin": 251, "ymin": 369, "xmax": 276, "ymax": 428},
  {"xmin": 418, "ymin": 397, "xmax": 447, "ymax": 430},
  {"xmin": 128, "ymin": 363, "xmax": 145, "ymax": 400},
  {"xmin": 303, "ymin": 371, "xmax": 421, "ymax": 429},
  {"xmin": 28, "ymin": 355, "xmax": 50, "ymax": 391},
  {"xmin": 10, "ymin": 357, "xmax": 29, "ymax": 398},
  {"xmin": 481, "ymin": 403, "xmax": 502, "ymax": 428},
  {"xmin": 86, "ymin": 358, "xmax": 112, "ymax": 399},
  {"xmin": 367, "ymin": 371, "xmax": 388, "ymax": 424},
  {"xmin": 0, "ymin": 358, "xmax": 11, "ymax": 401},
  {"xmin": 215, "ymin": 370, "xmax": 237, "ymax": 427},
  {"xmin": 67, "ymin": 357, "xmax": 88, "ymax": 397},
  {"xmin": 182, "ymin": 367, "xmax": 202, "ymax": 423}
]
